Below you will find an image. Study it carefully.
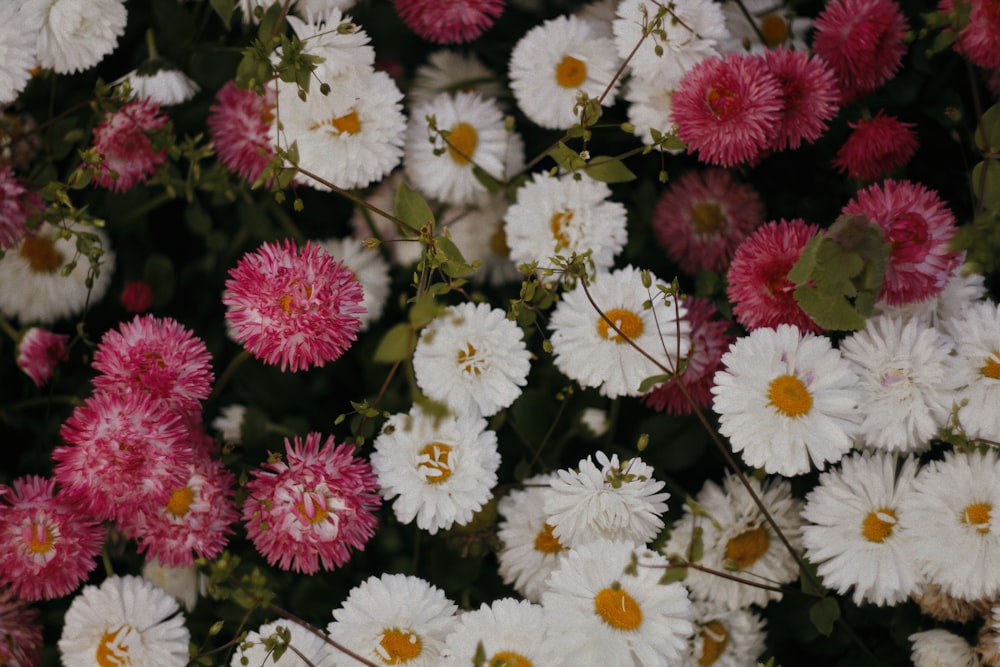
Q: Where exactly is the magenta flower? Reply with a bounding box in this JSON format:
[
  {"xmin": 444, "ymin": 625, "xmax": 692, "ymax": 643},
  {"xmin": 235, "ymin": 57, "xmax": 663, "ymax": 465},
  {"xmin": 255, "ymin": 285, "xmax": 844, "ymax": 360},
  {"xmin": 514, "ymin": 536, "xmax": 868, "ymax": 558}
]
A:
[
  {"xmin": 89, "ymin": 98, "xmax": 171, "ymax": 192},
  {"xmin": 207, "ymin": 80, "xmax": 276, "ymax": 184},
  {"xmin": 0, "ymin": 165, "xmax": 42, "ymax": 251},
  {"xmin": 223, "ymin": 239, "xmax": 365, "ymax": 372},
  {"xmin": 120, "ymin": 280, "xmax": 153, "ymax": 313},
  {"xmin": 0, "ymin": 589, "xmax": 43, "ymax": 666},
  {"xmin": 842, "ymin": 179, "xmax": 961, "ymax": 306},
  {"xmin": 242, "ymin": 433, "xmax": 381, "ymax": 574},
  {"xmin": 393, "ymin": 0, "xmax": 505, "ymax": 43},
  {"xmin": 946, "ymin": 0, "xmax": 1000, "ymax": 70},
  {"xmin": 833, "ymin": 111, "xmax": 919, "ymax": 181},
  {"xmin": 763, "ymin": 48, "xmax": 841, "ymax": 151},
  {"xmin": 0, "ymin": 476, "xmax": 104, "ymax": 601},
  {"xmin": 16, "ymin": 327, "xmax": 69, "ymax": 387}
]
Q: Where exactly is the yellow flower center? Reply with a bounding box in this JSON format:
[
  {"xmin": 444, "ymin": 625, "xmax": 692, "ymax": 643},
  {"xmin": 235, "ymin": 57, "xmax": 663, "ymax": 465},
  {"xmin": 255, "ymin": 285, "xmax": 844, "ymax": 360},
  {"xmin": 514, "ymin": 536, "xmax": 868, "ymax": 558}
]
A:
[
  {"xmin": 725, "ymin": 526, "xmax": 770, "ymax": 570},
  {"xmin": 861, "ymin": 508, "xmax": 897, "ymax": 543},
  {"xmin": 489, "ymin": 651, "xmax": 533, "ymax": 667},
  {"xmin": 767, "ymin": 374, "xmax": 813, "ymax": 418},
  {"xmin": 555, "ymin": 55, "xmax": 587, "ymax": 88},
  {"xmin": 690, "ymin": 202, "xmax": 725, "ymax": 235},
  {"xmin": 447, "ymin": 122, "xmax": 478, "ymax": 165},
  {"xmin": 596, "ymin": 308, "xmax": 643, "ymax": 343},
  {"xmin": 594, "ymin": 584, "xmax": 643, "ymax": 631},
  {"xmin": 165, "ymin": 486, "xmax": 195, "ymax": 518},
  {"xmin": 27, "ymin": 522, "xmax": 55, "ymax": 554},
  {"xmin": 417, "ymin": 442, "xmax": 453, "ymax": 484},
  {"xmin": 96, "ymin": 626, "xmax": 137, "ymax": 667},
  {"xmin": 295, "ymin": 490, "xmax": 330, "ymax": 524},
  {"xmin": 533, "ymin": 523, "xmax": 565, "ymax": 554},
  {"xmin": 457, "ymin": 342, "xmax": 484, "ymax": 375},
  {"xmin": 963, "ymin": 502, "xmax": 992, "ymax": 534},
  {"xmin": 20, "ymin": 236, "xmax": 63, "ymax": 273},
  {"xmin": 330, "ymin": 110, "xmax": 361, "ymax": 135},
  {"xmin": 698, "ymin": 620, "xmax": 730, "ymax": 666},
  {"xmin": 706, "ymin": 87, "xmax": 740, "ymax": 120},
  {"xmin": 376, "ymin": 628, "xmax": 422, "ymax": 664},
  {"xmin": 760, "ymin": 14, "xmax": 789, "ymax": 46},
  {"xmin": 981, "ymin": 353, "xmax": 1000, "ymax": 379},
  {"xmin": 490, "ymin": 227, "xmax": 510, "ymax": 256},
  {"xmin": 550, "ymin": 210, "xmax": 574, "ymax": 250}
]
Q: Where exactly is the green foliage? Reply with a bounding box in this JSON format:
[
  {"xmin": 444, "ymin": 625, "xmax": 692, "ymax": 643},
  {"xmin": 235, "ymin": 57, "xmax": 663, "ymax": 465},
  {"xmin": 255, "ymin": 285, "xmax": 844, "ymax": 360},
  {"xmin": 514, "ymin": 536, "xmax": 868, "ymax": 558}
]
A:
[{"xmin": 809, "ymin": 597, "xmax": 842, "ymax": 637}]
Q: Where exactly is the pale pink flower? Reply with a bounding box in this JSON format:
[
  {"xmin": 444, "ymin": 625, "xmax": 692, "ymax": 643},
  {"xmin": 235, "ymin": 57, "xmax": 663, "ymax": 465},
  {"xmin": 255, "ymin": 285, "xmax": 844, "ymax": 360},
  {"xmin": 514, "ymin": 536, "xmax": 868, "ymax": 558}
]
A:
[
  {"xmin": 0, "ymin": 589, "xmax": 43, "ymax": 666},
  {"xmin": 16, "ymin": 327, "xmax": 69, "ymax": 387},
  {"xmin": 833, "ymin": 111, "xmax": 918, "ymax": 181},
  {"xmin": 0, "ymin": 165, "xmax": 42, "ymax": 250},
  {"xmin": 763, "ymin": 48, "xmax": 840, "ymax": 151},
  {"xmin": 393, "ymin": 0, "xmax": 505, "ymax": 44},
  {"xmin": 207, "ymin": 80, "xmax": 275, "ymax": 184},
  {"xmin": 90, "ymin": 98, "xmax": 171, "ymax": 192},
  {"xmin": 242, "ymin": 432, "xmax": 381, "ymax": 574}
]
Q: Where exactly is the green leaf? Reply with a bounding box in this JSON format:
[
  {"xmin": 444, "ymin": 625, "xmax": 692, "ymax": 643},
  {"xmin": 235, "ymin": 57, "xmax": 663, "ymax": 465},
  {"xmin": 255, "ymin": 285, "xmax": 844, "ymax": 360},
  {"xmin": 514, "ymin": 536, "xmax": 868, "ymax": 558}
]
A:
[
  {"xmin": 637, "ymin": 373, "xmax": 672, "ymax": 393},
  {"xmin": 658, "ymin": 566, "xmax": 687, "ymax": 584},
  {"xmin": 809, "ymin": 597, "xmax": 841, "ymax": 637},
  {"xmin": 972, "ymin": 160, "xmax": 1000, "ymax": 211},
  {"xmin": 799, "ymin": 558, "xmax": 826, "ymax": 597},
  {"xmin": 584, "ymin": 156, "xmax": 637, "ymax": 183},
  {"xmin": 549, "ymin": 142, "xmax": 586, "ymax": 172},
  {"xmin": 210, "ymin": 0, "xmax": 235, "ymax": 29},
  {"xmin": 793, "ymin": 284, "xmax": 867, "ymax": 330},
  {"xmin": 685, "ymin": 525, "xmax": 704, "ymax": 563},
  {"xmin": 394, "ymin": 181, "xmax": 433, "ymax": 237},
  {"xmin": 436, "ymin": 235, "xmax": 475, "ymax": 278},
  {"xmin": 975, "ymin": 102, "xmax": 1000, "ymax": 154},
  {"xmin": 472, "ymin": 166, "xmax": 503, "ymax": 193},
  {"xmin": 373, "ymin": 323, "xmax": 414, "ymax": 363}
]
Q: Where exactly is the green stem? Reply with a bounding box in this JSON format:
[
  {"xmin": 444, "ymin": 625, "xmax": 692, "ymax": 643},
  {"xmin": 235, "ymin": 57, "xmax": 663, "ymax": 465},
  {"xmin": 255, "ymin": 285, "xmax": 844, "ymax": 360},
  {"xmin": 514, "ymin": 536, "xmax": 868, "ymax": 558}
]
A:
[
  {"xmin": 145, "ymin": 28, "xmax": 159, "ymax": 61},
  {"xmin": 209, "ymin": 349, "xmax": 252, "ymax": 402},
  {"xmin": 2, "ymin": 395, "xmax": 81, "ymax": 411},
  {"xmin": 0, "ymin": 316, "xmax": 20, "ymax": 342}
]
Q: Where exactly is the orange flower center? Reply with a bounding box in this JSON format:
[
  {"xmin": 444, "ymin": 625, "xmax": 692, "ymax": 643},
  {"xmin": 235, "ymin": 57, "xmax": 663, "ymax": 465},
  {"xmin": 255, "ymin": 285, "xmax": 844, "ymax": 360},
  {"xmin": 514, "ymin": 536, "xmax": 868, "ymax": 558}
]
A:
[
  {"xmin": 417, "ymin": 442, "xmax": 453, "ymax": 484},
  {"xmin": 330, "ymin": 110, "xmax": 361, "ymax": 135},
  {"xmin": 26, "ymin": 522, "xmax": 55, "ymax": 554},
  {"xmin": 706, "ymin": 87, "xmax": 740, "ymax": 120},
  {"xmin": 376, "ymin": 628, "xmax": 422, "ymax": 664},
  {"xmin": 20, "ymin": 236, "xmax": 63, "ymax": 273},
  {"xmin": 861, "ymin": 508, "xmax": 897, "ymax": 543},
  {"xmin": 489, "ymin": 227, "xmax": 510, "ymax": 257},
  {"xmin": 963, "ymin": 502, "xmax": 992, "ymax": 534},
  {"xmin": 725, "ymin": 526, "xmax": 770, "ymax": 570},
  {"xmin": 698, "ymin": 620, "xmax": 730, "ymax": 665},
  {"xmin": 533, "ymin": 523, "xmax": 565, "ymax": 554},
  {"xmin": 165, "ymin": 486, "xmax": 195, "ymax": 517},
  {"xmin": 295, "ymin": 490, "xmax": 331, "ymax": 524},
  {"xmin": 691, "ymin": 202, "xmax": 725, "ymax": 235},
  {"xmin": 760, "ymin": 14, "xmax": 789, "ymax": 46},
  {"xmin": 96, "ymin": 626, "xmax": 137, "ymax": 667},
  {"xmin": 447, "ymin": 122, "xmax": 478, "ymax": 165},
  {"xmin": 767, "ymin": 374, "xmax": 812, "ymax": 417},
  {"xmin": 596, "ymin": 308, "xmax": 643, "ymax": 343},
  {"xmin": 457, "ymin": 342, "xmax": 484, "ymax": 375},
  {"xmin": 489, "ymin": 651, "xmax": 533, "ymax": 667},
  {"xmin": 550, "ymin": 210, "xmax": 574, "ymax": 250},
  {"xmin": 981, "ymin": 353, "xmax": 1000, "ymax": 379},
  {"xmin": 594, "ymin": 584, "xmax": 643, "ymax": 631},
  {"xmin": 555, "ymin": 55, "xmax": 587, "ymax": 88}
]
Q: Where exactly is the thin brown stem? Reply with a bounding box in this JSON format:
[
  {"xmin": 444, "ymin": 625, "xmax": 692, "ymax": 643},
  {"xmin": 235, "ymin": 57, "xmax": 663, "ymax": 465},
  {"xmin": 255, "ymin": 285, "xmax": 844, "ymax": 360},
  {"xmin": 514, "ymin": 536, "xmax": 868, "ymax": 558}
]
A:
[{"xmin": 268, "ymin": 604, "xmax": 379, "ymax": 667}]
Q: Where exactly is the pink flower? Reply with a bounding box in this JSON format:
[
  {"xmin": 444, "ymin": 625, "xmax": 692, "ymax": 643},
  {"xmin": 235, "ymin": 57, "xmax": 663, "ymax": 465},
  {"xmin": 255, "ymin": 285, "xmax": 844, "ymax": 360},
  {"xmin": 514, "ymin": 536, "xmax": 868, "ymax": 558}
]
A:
[
  {"xmin": 763, "ymin": 48, "xmax": 841, "ymax": 151},
  {"xmin": 672, "ymin": 53, "xmax": 785, "ymax": 167},
  {"xmin": 0, "ymin": 476, "xmax": 104, "ymax": 601},
  {"xmin": 833, "ymin": 111, "xmax": 918, "ymax": 181},
  {"xmin": 16, "ymin": 327, "xmax": 69, "ymax": 387},
  {"xmin": 0, "ymin": 589, "xmax": 43, "ymax": 666},
  {"xmin": 842, "ymin": 179, "xmax": 961, "ymax": 305},
  {"xmin": 90, "ymin": 99, "xmax": 171, "ymax": 192},
  {"xmin": 242, "ymin": 433, "xmax": 381, "ymax": 574},
  {"xmin": 0, "ymin": 165, "xmax": 42, "ymax": 250},
  {"xmin": 120, "ymin": 280, "xmax": 153, "ymax": 312},
  {"xmin": 54, "ymin": 391, "xmax": 193, "ymax": 522},
  {"xmin": 652, "ymin": 168, "xmax": 765, "ymax": 274},
  {"xmin": 813, "ymin": 0, "xmax": 908, "ymax": 103},
  {"xmin": 727, "ymin": 218, "xmax": 823, "ymax": 333},
  {"xmin": 91, "ymin": 315, "xmax": 214, "ymax": 413},
  {"xmin": 207, "ymin": 81, "xmax": 276, "ymax": 184},
  {"xmin": 223, "ymin": 239, "xmax": 365, "ymax": 372},
  {"xmin": 946, "ymin": 0, "xmax": 1000, "ymax": 70},
  {"xmin": 644, "ymin": 298, "xmax": 735, "ymax": 415},
  {"xmin": 393, "ymin": 0, "xmax": 505, "ymax": 44}
]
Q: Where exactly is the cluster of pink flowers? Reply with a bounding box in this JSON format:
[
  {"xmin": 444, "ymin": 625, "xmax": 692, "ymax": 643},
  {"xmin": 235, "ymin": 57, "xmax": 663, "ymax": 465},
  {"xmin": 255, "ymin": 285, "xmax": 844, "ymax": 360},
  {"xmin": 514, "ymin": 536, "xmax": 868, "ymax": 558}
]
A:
[{"xmin": 88, "ymin": 98, "xmax": 171, "ymax": 192}]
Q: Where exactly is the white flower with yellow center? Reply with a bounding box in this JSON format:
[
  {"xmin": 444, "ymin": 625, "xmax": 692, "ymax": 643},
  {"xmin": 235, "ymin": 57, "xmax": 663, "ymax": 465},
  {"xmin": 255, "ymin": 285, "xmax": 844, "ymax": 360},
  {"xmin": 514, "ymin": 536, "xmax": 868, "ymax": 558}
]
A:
[
  {"xmin": 624, "ymin": 76, "xmax": 681, "ymax": 150},
  {"xmin": 58, "ymin": 575, "xmax": 189, "ymax": 667},
  {"xmin": 681, "ymin": 602, "xmax": 766, "ymax": 667},
  {"xmin": 942, "ymin": 300, "xmax": 1000, "ymax": 442},
  {"xmin": 509, "ymin": 14, "xmax": 620, "ymax": 130},
  {"xmin": 549, "ymin": 265, "xmax": 690, "ymax": 399},
  {"xmin": 802, "ymin": 451, "xmax": 922, "ymax": 606},
  {"xmin": 371, "ymin": 406, "xmax": 500, "ymax": 534},
  {"xmin": 663, "ymin": 474, "xmax": 803, "ymax": 610},
  {"xmin": 285, "ymin": 7, "xmax": 374, "ymax": 80},
  {"xmin": 440, "ymin": 598, "xmax": 563, "ymax": 666},
  {"xmin": 503, "ymin": 172, "xmax": 628, "ymax": 274},
  {"xmin": 405, "ymin": 91, "xmax": 525, "ymax": 206},
  {"xmin": 327, "ymin": 573, "xmax": 458, "ymax": 667},
  {"xmin": 231, "ymin": 619, "xmax": 337, "ymax": 666},
  {"xmin": 542, "ymin": 539, "xmax": 694, "ymax": 666},
  {"xmin": 719, "ymin": 0, "xmax": 811, "ymax": 53},
  {"xmin": 413, "ymin": 302, "xmax": 531, "ymax": 418},
  {"xmin": 711, "ymin": 324, "xmax": 860, "ymax": 476},
  {"xmin": 899, "ymin": 449, "xmax": 1000, "ymax": 601}
]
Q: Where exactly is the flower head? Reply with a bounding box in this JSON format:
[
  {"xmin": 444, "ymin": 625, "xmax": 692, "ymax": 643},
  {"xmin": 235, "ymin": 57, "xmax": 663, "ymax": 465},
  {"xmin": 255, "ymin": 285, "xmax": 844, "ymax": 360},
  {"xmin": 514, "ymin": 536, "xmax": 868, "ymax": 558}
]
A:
[
  {"xmin": 0, "ymin": 589, "xmax": 43, "ymax": 666},
  {"xmin": 90, "ymin": 98, "xmax": 171, "ymax": 193},
  {"xmin": 409, "ymin": 49, "xmax": 505, "ymax": 107},
  {"xmin": 763, "ymin": 48, "xmax": 840, "ymax": 151},
  {"xmin": 942, "ymin": 300, "xmax": 1000, "ymax": 443},
  {"xmin": 909, "ymin": 629, "xmax": 980, "ymax": 667},
  {"xmin": 0, "ymin": 165, "xmax": 43, "ymax": 250},
  {"xmin": 116, "ymin": 61, "xmax": 200, "ymax": 106},
  {"xmin": 834, "ymin": 111, "xmax": 919, "ymax": 181},
  {"xmin": 207, "ymin": 80, "xmax": 276, "ymax": 185},
  {"xmin": 393, "ymin": 0, "xmax": 505, "ymax": 44},
  {"xmin": 32, "ymin": 0, "xmax": 128, "ymax": 74},
  {"xmin": 947, "ymin": 0, "xmax": 1000, "ymax": 70},
  {"xmin": 0, "ymin": 4, "xmax": 38, "ymax": 106},
  {"xmin": 120, "ymin": 280, "xmax": 154, "ymax": 313},
  {"xmin": 440, "ymin": 598, "xmax": 562, "ymax": 666},
  {"xmin": 316, "ymin": 236, "xmax": 391, "ymax": 331},
  {"xmin": 16, "ymin": 327, "xmax": 69, "ymax": 387}
]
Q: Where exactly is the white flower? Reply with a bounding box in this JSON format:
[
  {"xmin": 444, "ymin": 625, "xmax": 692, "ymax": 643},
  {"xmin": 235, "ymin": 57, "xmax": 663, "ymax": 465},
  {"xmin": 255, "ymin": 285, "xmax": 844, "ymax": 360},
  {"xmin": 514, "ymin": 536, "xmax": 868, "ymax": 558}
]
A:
[
  {"xmin": 350, "ymin": 171, "xmax": 424, "ymax": 266},
  {"xmin": 295, "ymin": 0, "xmax": 358, "ymax": 17},
  {"xmin": 719, "ymin": 0, "xmax": 811, "ymax": 53},
  {"xmin": 839, "ymin": 315, "xmax": 959, "ymax": 453},
  {"xmin": 0, "ymin": 220, "xmax": 115, "ymax": 325},
  {"xmin": 232, "ymin": 619, "xmax": 337, "ymax": 667},
  {"xmin": 327, "ymin": 573, "xmax": 458, "ymax": 667},
  {"xmin": 801, "ymin": 451, "xmax": 922, "ymax": 606},
  {"xmin": 285, "ymin": 8, "xmax": 374, "ymax": 80},
  {"xmin": 141, "ymin": 560, "xmax": 205, "ymax": 613},
  {"xmin": 59, "ymin": 575, "xmax": 189, "ymax": 667},
  {"xmin": 576, "ymin": 0, "xmax": 618, "ymax": 39},
  {"xmin": 549, "ymin": 265, "xmax": 690, "ymax": 399},
  {"xmin": 580, "ymin": 407, "xmax": 610, "ymax": 436},
  {"xmin": 405, "ymin": 91, "xmax": 525, "ymax": 206},
  {"xmin": 681, "ymin": 602, "xmax": 767, "ymax": 667},
  {"xmin": 509, "ymin": 15, "xmax": 620, "ymax": 130},
  {"xmin": 663, "ymin": 473, "xmax": 803, "ymax": 610},
  {"xmin": 273, "ymin": 67, "xmax": 405, "ymax": 190},
  {"xmin": 212, "ymin": 404, "xmax": 247, "ymax": 445},
  {"xmin": 898, "ymin": 449, "xmax": 1000, "ymax": 601},
  {"xmin": 116, "ymin": 63, "xmax": 200, "ymax": 106},
  {"xmin": 409, "ymin": 50, "xmax": 505, "ymax": 107},
  {"xmin": 316, "ymin": 236, "xmax": 390, "ymax": 330},
  {"xmin": 624, "ymin": 76, "xmax": 680, "ymax": 150},
  {"xmin": 30, "ymin": 0, "xmax": 128, "ymax": 75},
  {"xmin": 546, "ymin": 451, "xmax": 669, "ymax": 548},
  {"xmin": 542, "ymin": 539, "xmax": 695, "ymax": 666},
  {"xmin": 613, "ymin": 0, "xmax": 728, "ymax": 89},
  {"xmin": 371, "ymin": 406, "xmax": 500, "ymax": 534},
  {"xmin": 0, "ymin": 4, "xmax": 40, "ymax": 105},
  {"xmin": 711, "ymin": 324, "xmax": 860, "ymax": 476},
  {"xmin": 496, "ymin": 474, "xmax": 568, "ymax": 603},
  {"xmin": 413, "ymin": 302, "xmax": 531, "ymax": 418},
  {"xmin": 440, "ymin": 195, "xmax": 520, "ymax": 286},
  {"xmin": 942, "ymin": 300, "xmax": 1000, "ymax": 442},
  {"xmin": 503, "ymin": 171, "xmax": 628, "ymax": 274},
  {"xmin": 909, "ymin": 629, "xmax": 981, "ymax": 667},
  {"xmin": 441, "ymin": 598, "xmax": 563, "ymax": 666}
]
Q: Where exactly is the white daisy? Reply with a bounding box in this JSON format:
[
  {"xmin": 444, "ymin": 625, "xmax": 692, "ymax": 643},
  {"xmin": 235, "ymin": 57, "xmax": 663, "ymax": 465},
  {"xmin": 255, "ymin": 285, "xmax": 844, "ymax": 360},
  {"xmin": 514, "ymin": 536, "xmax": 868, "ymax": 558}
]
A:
[
  {"xmin": 580, "ymin": 407, "xmax": 611, "ymax": 437},
  {"xmin": 273, "ymin": 67, "xmax": 405, "ymax": 190},
  {"xmin": 503, "ymin": 171, "xmax": 628, "ymax": 274},
  {"xmin": 874, "ymin": 261, "xmax": 986, "ymax": 327},
  {"xmin": 663, "ymin": 473, "xmax": 803, "ymax": 610},
  {"xmin": 576, "ymin": 0, "xmax": 619, "ymax": 39},
  {"xmin": 0, "ymin": 220, "xmax": 115, "ymax": 325},
  {"xmin": 801, "ymin": 451, "xmax": 922, "ymax": 607},
  {"xmin": 371, "ymin": 406, "xmax": 501, "ymax": 534},
  {"xmin": 59, "ymin": 575, "xmax": 189, "ymax": 667},
  {"xmin": 624, "ymin": 76, "xmax": 680, "ymax": 150},
  {"xmin": 116, "ymin": 63, "xmax": 200, "ymax": 106},
  {"xmin": 719, "ymin": 0, "xmax": 811, "ymax": 53},
  {"xmin": 898, "ymin": 449, "xmax": 1000, "ymax": 601},
  {"xmin": 285, "ymin": 8, "xmax": 374, "ymax": 80},
  {"xmin": 413, "ymin": 302, "xmax": 531, "ymax": 418},
  {"xmin": 839, "ymin": 315, "xmax": 959, "ymax": 453},
  {"xmin": 232, "ymin": 619, "xmax": 336, "ymax": 667},
  {"xmin": 542, "ymin": 539, "xmax": 695, "ymax": 666},
  {"xmin": 0, "ymin": 4, "xmax": 40, "ymax": 106},
  {"xmin": 295, "ymin": 0, "xmax": 358, "ymax": 17},
  {"xmin": 496, "ymin": 474, "xmax": 569, "ymax": 603},
  {"xmin": 409, "ymin": 50, "xmax": 505, "ymax": 107},
  {"xmin": 439, "ymin": 195, "xmax": 520, "ymax": 286},
  {"xmin": 350, "ymin": 171, "xmax": 424, "ymax": 266},
  {"xmin": 711, "ymin": 324, "xmax": 860, "ymax": 476},
  {"xmin": 509, "ymin": 15, "xmax": 621, "ymax": 130},
  {"xmin": 327, "ymin": 573, "xmax": 458, "ymax": 667},
  {"xmin": 141, "ymin": 560, "xmax": 204, "ymax": 612},
  {"xmin": 549, "ymin": 265, "xmax": 690, "ymax": 399},
  {"xmin": 545, "ymin": 451, "xmax": 669, "ymax": 548},
  {"xmin": 613, "ymin": 0, "xmax": 728, "ymax": 89},
  {"xmin": 941, "ymin": 300, "xmax": 1000, "ymax": 442},
  {"xmin": 909, "ymin": 629, "xmax": 981, "ymax": 667},
  {"xmin": 441, "ymin": 598, "xmax": 563, "ymax": 666},
  {"xmin": 212, "ymin": 404, "xmax": 247, "ymax": 445},
  {"xmin": 682, "ymin": 602, "xmax": 767, "ymax": 667},
  {"xmin": 30, "ymin": 0, "xmax": 128, "ymax": 75},
  {"xmin": 405, "ymin": 91, "xmax": 525, "ymax": 206},
  {"xmin": 317, "ymin": 236, "xmax": 390, "ymax": 330}
]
